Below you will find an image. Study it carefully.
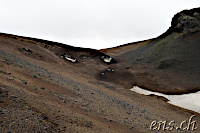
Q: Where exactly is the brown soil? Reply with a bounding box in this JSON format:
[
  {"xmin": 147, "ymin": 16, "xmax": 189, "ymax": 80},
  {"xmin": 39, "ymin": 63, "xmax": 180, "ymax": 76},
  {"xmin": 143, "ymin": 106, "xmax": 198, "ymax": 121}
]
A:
[{"xmin": 0, "ymin": 32, "xmax": 200, "ymax": 133}]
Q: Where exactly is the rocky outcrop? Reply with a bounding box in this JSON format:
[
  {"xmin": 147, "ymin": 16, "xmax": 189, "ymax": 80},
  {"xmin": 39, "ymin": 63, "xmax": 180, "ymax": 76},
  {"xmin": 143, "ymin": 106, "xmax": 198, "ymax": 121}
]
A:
[
  {"xmin": 158, "ymin": 7, "xmax": 200, "ymax": 38},
  {"xmin": 172, "ymin": 7, "xmax": 200, "ymax": 33}
]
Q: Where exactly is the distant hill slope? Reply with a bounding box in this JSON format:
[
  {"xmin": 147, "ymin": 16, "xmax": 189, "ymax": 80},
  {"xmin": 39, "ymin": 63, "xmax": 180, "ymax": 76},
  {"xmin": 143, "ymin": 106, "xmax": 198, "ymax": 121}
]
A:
[
  {"xmin": 1, "ymin": 7, "xmax": 200, "ymax": 94},
  {"xmin": 101, "ymin": 7, "xmax": 200, "ymax": 94}
]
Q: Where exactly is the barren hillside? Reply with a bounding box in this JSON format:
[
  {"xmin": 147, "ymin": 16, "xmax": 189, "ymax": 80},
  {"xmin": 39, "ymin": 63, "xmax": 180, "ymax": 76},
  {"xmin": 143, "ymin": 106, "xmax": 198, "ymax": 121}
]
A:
[
  {"xmin": 101, "ymin": 7, "xmax": 200, "ymax": 94},
  {"xmin": 1, "ymin": 7, "xmax": 200, "ymax": 133}
]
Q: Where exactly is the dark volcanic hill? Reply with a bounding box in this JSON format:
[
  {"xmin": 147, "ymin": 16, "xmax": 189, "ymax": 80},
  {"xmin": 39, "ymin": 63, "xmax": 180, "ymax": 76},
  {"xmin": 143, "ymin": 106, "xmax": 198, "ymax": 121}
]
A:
[{"xmin": 101, "ymin": 7, "xmax": 200, "ymax": 94}]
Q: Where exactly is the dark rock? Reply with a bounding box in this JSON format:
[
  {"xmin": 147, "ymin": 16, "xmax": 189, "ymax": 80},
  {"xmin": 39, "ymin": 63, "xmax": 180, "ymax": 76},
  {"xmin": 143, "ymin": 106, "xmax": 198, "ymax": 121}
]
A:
[
  {"xmin": 148, "ymin": 94, "xmax": 169, "ymax": 102},
  {"xmin": 41, "ymin": 113, "xmax": 48, "ymax": 120},
  {"xmin": 22, "ymin": 48, "xmax": 32, "ymax": 53},
  {"xmin": 1, "ymin": 109, "xmax": 7, "ymax": 114},
  {"xmin": 171, "ymin": 7, "xmax": 200, "ymax": 33},
  {"xmin": 0, "ymin": 88, "xmax": 3, "ymax": 94},
  {"xmin": 175, "ymin": 15, "xmax": 199, "ymax": 29},
  {"xmin": 11, "ymin": 95, "xmax": 18, "ymax": 98},
  {"xmin": 106, "ymin": 68, "xmax": 114, "ymax": 72},
  {"xmin": 0, "ymin": 100, "xmax": 4, "ymax": 103}
]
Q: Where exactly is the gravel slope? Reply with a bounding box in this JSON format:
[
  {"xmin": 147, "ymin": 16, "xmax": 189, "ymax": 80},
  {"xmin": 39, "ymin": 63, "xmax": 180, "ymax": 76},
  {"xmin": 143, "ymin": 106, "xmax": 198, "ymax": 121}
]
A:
[{"xmin": 1, "ymin": 34, "xmax": 200, "ymax": 132}]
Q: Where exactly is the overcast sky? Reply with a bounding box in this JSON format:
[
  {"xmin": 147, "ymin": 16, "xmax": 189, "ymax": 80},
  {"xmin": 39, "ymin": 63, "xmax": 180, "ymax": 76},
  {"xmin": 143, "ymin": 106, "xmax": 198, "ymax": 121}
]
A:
[{"xmin": 0, "ymin": 0, "xmax": 200, "ymax": 49}]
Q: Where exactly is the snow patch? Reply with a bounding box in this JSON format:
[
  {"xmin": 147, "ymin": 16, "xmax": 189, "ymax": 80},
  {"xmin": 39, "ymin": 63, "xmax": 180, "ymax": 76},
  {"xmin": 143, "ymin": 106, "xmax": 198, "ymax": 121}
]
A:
[
  {"xmin": 101, "ymin": 56, "xmax": 112, "ymax": 63},
  {"xmin": 130, "ymin": 86, "xmax": 200, "ymax": 114}
]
